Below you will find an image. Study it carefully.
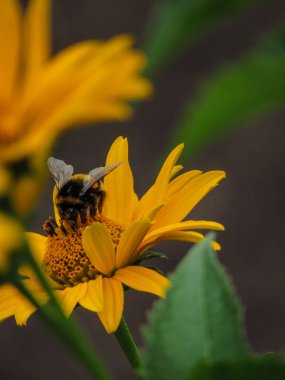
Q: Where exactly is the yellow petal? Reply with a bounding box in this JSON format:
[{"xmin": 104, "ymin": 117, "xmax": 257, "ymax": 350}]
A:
[
  {"xmin": 166, "ymin": 170, "xmax": 201, "ymax": 198},
  {"xmin": 153, "ymin": 171, "xmax": 226, "ymax": 229},
  {"xmin": 23, "ymin": 0, "xmax": 51, "ymax": 78},
  {"xmin": 116, "ymin": 219, "xmax": 151, "ymax": 268},
  {"xmin": 103, "ymin": 136, "xmax": 138, "ymax": 226},
  {"xmin": 17, "ymin": 42, "xmax": 100, "ymax": 142},
  {"xmin": 55, "ymin": 283, "xmax": 87, "ymax": 317},
  {"xmin": 67, "ymin": 101, "xmax": 133, "ymax": 123},
  {"xmin": 82, "ymin": 222, "xmax": 116, "ymax": 275},
  {"xmin": 145, "ymin": 204, "xmax": 165, "ymax": 222},
  {"xmin": 97, "ymin": 278, "xmax": 123, "ymax": 334},
  {"xmin": 19, "ymin": 35, "xmax": 150, "ymax": 137},
  {"xmin": 79, "ymin": 276, "xmax": 103, "ymax": 312},
  {"xmin": 20, "ymin": 41, "xmax": 99, "ymax": 112},
  {"xmin": 0, "ymin": 283, "xmax": 47, "ymax": 326},
  {"xmin": 83, "ymin": 51, "xmax": 152, "ymax": 101},
  {"xmin": 15, "ymin": 301, "xmax": 37, "ymax": 326},
  {"xmin": 0, "ymin": 125, "xmax": 54, "ymax": 164},
  {"xmin": 114, "ymin": 266, "xmax": 170, "ymax": 298},
  {"xmin": 141, "ymin": 230, "xmax": 220, "ymax": 251},
  {"xmin": 0, "ymin": 284, "xmax": 19, "ymax": 321},
  {"xmin": 212, "ymin": 241, "xmax": 221, "ymax": 251},
  {"xmin": 156, "ymin": 230, "xmax": 204, "ymax": 243},
  {"xmin": 2, "ymin": 35, "xmax": 151, "ymax": 163},
  {"xmin": 141, "ymin": 220, "xmax": 224, "ymax": 250},
  {"xmin": 156, "ymin": 220, "xmax": 224, "ymax": 234},
  {"xmin": 140, "ymin": 231, "xmax": 204, "ymax": 253},
  {"xmin": 14, "ymin": 288, "xmax": 48, "ymax": 326},
  {"xmin": 0, "ymin": 0, "xmax": 21, "ymax": 104},
  {"xmin": 87, "ymin": 34, "xmax": 133, "ymax": 65},
  {"xmin": 170, "ymin": 165, "xmax": 183, "ymax": 179},
  {"xmin": 135, "ymin": 144, "xmax": 184, "ymax": 219},
  {"xmin": 25, "ymin": 232, "xmax": 46, "ymax": 262}
]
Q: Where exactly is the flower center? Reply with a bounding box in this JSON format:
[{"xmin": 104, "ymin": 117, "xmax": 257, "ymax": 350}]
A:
[{"xmin": 42, "ymin": 215, "xmax": 124, "ymax": 287}]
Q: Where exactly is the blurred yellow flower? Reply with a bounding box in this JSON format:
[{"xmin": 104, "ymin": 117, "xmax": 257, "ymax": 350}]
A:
[
  {"xmin": 0, "ymin": 0, "xmax": 152, "ymax": 164},
  {"xmin": 12, "ymin": 175, "xmax": 44, "ymax": 215},
  {"xmin": 0, "ymin": 137, "xmax": 225, "ymax": 332},
  {"xmin": 0, "ymin": 213, "xmax": 23, "ymax": 271},
  {"xmin": 0, "ymin": 165, "xmax": 12, "ymax": 196}
]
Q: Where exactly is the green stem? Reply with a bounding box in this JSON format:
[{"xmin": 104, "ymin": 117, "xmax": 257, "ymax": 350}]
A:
[
  {"xmin": 5, "ymin": 164, "xmax": 110, "ymax": 378},
  {"xmin": 22, "ymin": 238, "xmax": 109, "ymax": 376},
  {"xmin": 22, "ymin": 242, "xmax": 63, "ymax": 311},
  {"xmin": 14, "ymin": 279, "xmax": 112, "ymax": 380},
  {"xmin": 114, "ymin": 317, "xmax": 144, "ymax": 375}
]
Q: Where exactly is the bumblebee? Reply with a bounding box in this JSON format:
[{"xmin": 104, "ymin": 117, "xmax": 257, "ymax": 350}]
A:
[{"xmin": 43, "ymin": 157, "xmax": 122, "ymax": 236}]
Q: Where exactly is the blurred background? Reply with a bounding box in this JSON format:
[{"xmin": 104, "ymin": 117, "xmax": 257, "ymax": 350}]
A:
[{"xmin": 1, "ymin": 0, "xmax": 285, "ymax": 378}]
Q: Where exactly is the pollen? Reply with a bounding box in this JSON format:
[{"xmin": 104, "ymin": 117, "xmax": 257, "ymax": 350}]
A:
[
  {"xmin": 95, "ymin": 214, "xmax": 125, "ymax": 247},
  {"xmin": 42, "ymin": 215, "xmax": 125, "ymax": 287}
]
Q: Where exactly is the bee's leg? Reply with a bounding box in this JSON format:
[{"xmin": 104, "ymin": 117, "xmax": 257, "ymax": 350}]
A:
[
  {"xmin": 97, "ymin": 190, "xmax": 105, "ymax": 214},
  {"xmin": 89, "ymin": 205, "xmax": 95, "ymax": 220},
  {"xmin": 70, "ymin": 220, "xmax": 77, "ymax": 232},
  {"xmin": 59, "ymin": 220, "xmax": 68, "ymax": 235},
  {"xmin": 79, "ymin": 209, "xmax": 87, "ymax": 225},
  {"xmin": 88, "ymin": 193, "xmax": 97, "ymax": 219},
  {"xmin": 43, "ymin": 217, "xmax": 58, "ymax": 236}
]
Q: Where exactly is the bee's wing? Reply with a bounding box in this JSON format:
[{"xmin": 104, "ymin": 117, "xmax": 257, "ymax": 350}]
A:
[
  {"xmin": 47, "ymin": 157, "xmax": 74, "ymax": 189},
  {"xmin": 81, "ymin": 161, "xmax": 123, "ymax": 194}
]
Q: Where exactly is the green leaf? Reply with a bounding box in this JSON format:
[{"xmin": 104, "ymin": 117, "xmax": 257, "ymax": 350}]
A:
[
  {"xmin": 187, "ymin": 358, "xmax": 285, "ymax": 380},
  {"xmin": 142, "ymin": 0, "xmax": 264, "ymax": 75},
  {"xmin": 173, "ymin": 25, "xmax": 285, "ymax": 158},
  {"xmin": 142, "ymin": 234, "xmax": 249, "ymax": 380}
]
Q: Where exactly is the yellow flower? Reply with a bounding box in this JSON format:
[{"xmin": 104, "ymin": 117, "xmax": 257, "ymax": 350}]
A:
[
  {"xmin": 0, "ymin": 137, "xmax": 225, "ymax": 332},
  {"xmin": 0, "ymin": 165, "xmax": 12, "ymax": 196},
  {"xmin": 0, "ymin": 213, "xmax": 23, "ymax": 271},
  {"xmin": 0, "ymin": 0, "xmax": 151, "ymax": 164}
]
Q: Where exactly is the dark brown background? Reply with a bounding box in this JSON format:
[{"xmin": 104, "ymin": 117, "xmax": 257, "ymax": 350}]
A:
[{"xmin": 1, "ymin": 1, "xmax": 285, "ymax": 379}]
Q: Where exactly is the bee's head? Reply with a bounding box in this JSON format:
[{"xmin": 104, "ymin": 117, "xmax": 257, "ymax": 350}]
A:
[{"xmin": 58, "ymin": 203, "xmax": 78, "ymax": 221}]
